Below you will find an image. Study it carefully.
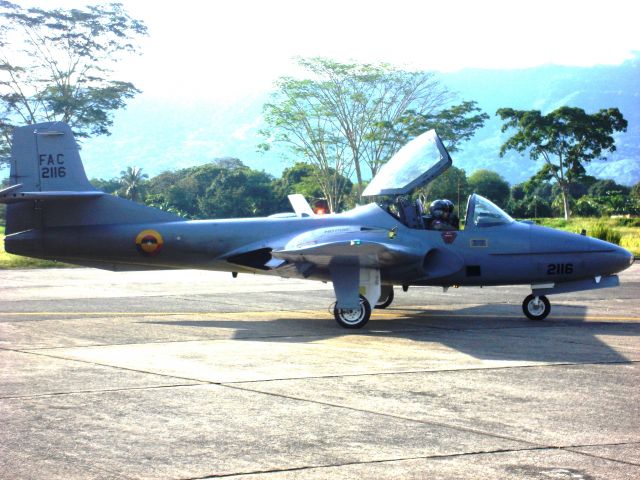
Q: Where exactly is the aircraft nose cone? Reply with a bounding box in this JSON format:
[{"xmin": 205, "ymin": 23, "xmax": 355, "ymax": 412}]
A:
[
  {"xmin": 529, "ymin": 225, "xmax": 634, "ymax": 276},
  {"xmin": 585, "ymin": 238, "xmax": 633, "ymax": 276},
  {"xmin": 619, "ymin": 245, "xmax": 634, "ymax": 270}
]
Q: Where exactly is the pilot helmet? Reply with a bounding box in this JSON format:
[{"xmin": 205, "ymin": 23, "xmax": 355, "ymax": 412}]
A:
[
  {"xmin": 443, "ymin": 199, "xmax": 455, "ymax": 214},
  {"xmin": 429, "ymin": 199, "xmax": 447, "ymax": 219}
]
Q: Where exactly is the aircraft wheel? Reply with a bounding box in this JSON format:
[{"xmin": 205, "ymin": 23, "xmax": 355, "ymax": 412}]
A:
[
  {"xmin": 375, "ymin": 287, "xmax": 394, "ymax": 309},
  {"xmin": 522, "ymin": 294, "xmax": 551, "ymax": 321},
  {"xmin": 334, "ymin": 295, "xmax": 371, "ymax": 329}
]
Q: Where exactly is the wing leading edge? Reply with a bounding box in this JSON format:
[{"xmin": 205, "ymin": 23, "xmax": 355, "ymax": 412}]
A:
[{"xmin": 272, "ymin": 239, "xmax": 420, "ymax": 269}]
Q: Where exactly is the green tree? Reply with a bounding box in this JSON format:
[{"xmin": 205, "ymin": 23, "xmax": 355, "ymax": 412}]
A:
[
  {"xmin": 148, "ymin": 166, "xmax": 214, "ymax": 218},
  {"xmin": 272, "ymin": 162, "xmax": 353, "ymax": 212},
  {"xmin": 588, "ymin": 179, "xmax": 629, "ymax": 197},
  {"xmin": 468, "ymin": 169, "xmax": 510, "ymax": 207},
  {"xmin": 497, "ymin": 106, "xmax": 627, "ymax": 219},
  {"xmin": 260, "ymin": 75, "xmax": 354, "ymax": 212},
  {"xmin": 144, "ymin": 193, "xmax": 188, "ymax": 218},
  {"xmin": 0, "ymin": 2, "xmax": 147, "ymax": 163},
  {"xmin": 573, "ymin": 196, "xmax": 601, "ymax": 217},
  {"xmin": 90, "ymin": 177, "xmax": 121, "ymax": 195},
  {"xmin": 261, "ymin": 57, "xmax": 451, "ymax": 200},
  {"xmin": 390, "ymin": 100, "xmax": 489, "ymax": 152},
  {"xmin": 511, "ymin": 184, "xmax": 525, "ymax": 201},
  {"xmin": 145, "ymin": 159, "xmax": 278, "ymax": 219},
  {"xmin": 567, "ymin": 173, "xmax": 597, "ymax": 198},
  {"xmin": 119, "ymin": 166, "xmax": 148, "ymax": 202},
  {"xmin": 507, "ymin": 169, "xmax": 556, "ymax": 218},
  {"xmin": 277, "ymin": 163, "xmax": 324, "ymax": 199},
  {"xmin": 197, "ymin": 167, "xmax": 276, "ymax": 218}
]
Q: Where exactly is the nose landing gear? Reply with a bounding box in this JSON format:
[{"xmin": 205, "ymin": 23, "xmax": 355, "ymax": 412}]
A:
[{"xmin": 522, "ymin": 294, "xmax": 551, "ymax": 320}]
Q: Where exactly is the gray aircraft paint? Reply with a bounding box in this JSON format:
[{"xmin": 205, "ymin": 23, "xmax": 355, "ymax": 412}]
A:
[{"xmin": 1, "ymin": 122, "xmax": 634, "ymax": 327}]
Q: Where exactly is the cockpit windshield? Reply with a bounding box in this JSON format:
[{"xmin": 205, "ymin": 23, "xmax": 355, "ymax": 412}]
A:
[{"xmin": 466, "ymin": 194, "xmax": 514, "ymax": 228}]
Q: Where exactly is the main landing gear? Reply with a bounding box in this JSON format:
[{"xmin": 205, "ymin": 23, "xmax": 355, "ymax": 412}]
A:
[
  {"xmin": 333, "ymin": 287, "xmax": 396, "ymax": 328},
  {"xmin": 375, "ymin": 286, "xmax": 394, "ymax": 309},
  {"xmin": 522, "ymin": 294, "xmax": 551, "ymax": 320},
  {"xmin": 334, "ymin": 295, "xmax": 371, "ymax": 329}
]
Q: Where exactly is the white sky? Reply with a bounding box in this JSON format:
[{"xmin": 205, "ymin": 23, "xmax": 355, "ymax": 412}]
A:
[{"xmin": 15, "ymin": 0, "xmax": 640, "ymax": 102}]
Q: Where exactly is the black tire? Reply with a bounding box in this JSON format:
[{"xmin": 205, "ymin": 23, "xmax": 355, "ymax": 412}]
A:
[
  {"xmin": 375, "ymin": 287, "xmax": 394, "ymax": 309},
  {"xmin": 334, "ymin": 295, "xmax": 371, "ymax": 328},
  {"xmin": 522, "ymin": 294, "xmax": 551, "ymax": 321}
]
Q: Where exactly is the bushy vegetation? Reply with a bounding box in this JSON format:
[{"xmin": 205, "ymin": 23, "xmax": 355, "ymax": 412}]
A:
[
  {"xmin": 588, "ymin": 224, "xmax": 622, "ymax": 245},
  {"xmin": 507, "ymin": 170, "xmax": 639, "ymax": 218},
  {"xmin": 86, "ymin": 158, "xmax": 352, "ymax": 220}
]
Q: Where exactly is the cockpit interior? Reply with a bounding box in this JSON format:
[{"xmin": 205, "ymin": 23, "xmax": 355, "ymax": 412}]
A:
[{"xmin": 381, "ymin": 193, "xmax": 514, "ymax": 231}]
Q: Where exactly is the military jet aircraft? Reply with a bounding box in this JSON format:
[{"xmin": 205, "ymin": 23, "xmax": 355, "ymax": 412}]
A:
[{"xmin": 1, "ymin": 122, "xmax": 634, "ymax": 328}]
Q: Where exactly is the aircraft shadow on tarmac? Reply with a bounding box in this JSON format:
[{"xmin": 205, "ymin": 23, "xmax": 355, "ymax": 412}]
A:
[{"xmin": 143, "ymin": 303, "xmax": 639, "ymax": 364}]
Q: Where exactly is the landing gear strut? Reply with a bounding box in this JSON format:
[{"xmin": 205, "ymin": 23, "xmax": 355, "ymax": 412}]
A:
[
  {"xmin": 375, "ymin": 286, "xmax": 394, "ymax": 309},
  {"xmin": 522, "ymin": 294, "xmax": 551, "ymax": 320},
  {"xmin": 334, "ymin": 295, "xmax": 371, "ymax": 329}
]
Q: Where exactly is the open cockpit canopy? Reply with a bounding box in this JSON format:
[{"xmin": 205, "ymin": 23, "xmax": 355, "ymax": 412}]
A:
[{"xmin": 362, "ymin": 130, "xmax": 451, "ymax": 197}]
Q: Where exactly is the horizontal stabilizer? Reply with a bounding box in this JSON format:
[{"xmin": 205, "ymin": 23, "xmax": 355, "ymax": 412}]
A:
[{"xmin": 0, "ymin": 186, "xmax": 104, "ymax": 204}]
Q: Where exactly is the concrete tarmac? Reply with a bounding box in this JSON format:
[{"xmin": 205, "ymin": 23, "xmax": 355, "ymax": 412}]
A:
[{"xmin": 1, "ymin": 265, "xmax": 639, "ymax": 479}]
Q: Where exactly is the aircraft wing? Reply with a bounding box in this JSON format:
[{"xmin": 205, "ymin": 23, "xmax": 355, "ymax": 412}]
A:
[
  {"xmin": 272, "ymin": 239, "xmax": 419, "ymax": 269},
  {"xmin": 273, "ymin": 236, "xmax": 423, "ymax": 309}
]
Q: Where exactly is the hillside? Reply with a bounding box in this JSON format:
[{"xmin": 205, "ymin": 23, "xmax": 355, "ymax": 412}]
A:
[{"xmin": 441, "ymin": 57, "xmax": 640, "ymax": 184}]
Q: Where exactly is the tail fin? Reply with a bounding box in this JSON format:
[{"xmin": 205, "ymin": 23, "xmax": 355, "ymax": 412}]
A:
[
  {"xmin": 9, "ymin": 121, "xmax": 96, "ymax": 193},
  {"xmin": 2, "ymin": 122, "xmax": 179, "ymax": 234}
]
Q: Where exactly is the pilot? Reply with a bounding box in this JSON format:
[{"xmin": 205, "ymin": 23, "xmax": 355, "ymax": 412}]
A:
[
  {"xmin": 424, "ymin": 199, "xmax": 445, "ymax": 230},
  {"xmin": 443, "ymin": 199, "xmax": 460, "ymax": 230},
  {"xmin": 425, "ymin": 199, "xmax": 457, "ymax": 231}
]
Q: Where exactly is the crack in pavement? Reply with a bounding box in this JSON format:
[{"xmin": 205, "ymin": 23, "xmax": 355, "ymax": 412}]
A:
[
  {"xmin": 4, "ymin": 348, "xmax": 634, "ymax": 457},
  {"xmin": 3, "ymin": 345, "xmax": 637, "ymax": 399},
  {"xmin": 175, "ymin": 442, "xmax": 640, "ymax": 479},
  {"xmin": 3, "ymin": 344, "xmax": 638, "ymax": 476},
  {"xmin": 563, "ymin": 446, "xmax": 640, "ymax": 467}
]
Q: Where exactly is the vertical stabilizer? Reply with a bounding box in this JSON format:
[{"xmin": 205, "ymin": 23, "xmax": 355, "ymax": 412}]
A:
[
  {"xmin": 9, "ymin": 122, "xmax": 96, "ymax": 193},
  {"xmin": 288, "ymin": 194, "xmax": 315, "ymax": 217}
]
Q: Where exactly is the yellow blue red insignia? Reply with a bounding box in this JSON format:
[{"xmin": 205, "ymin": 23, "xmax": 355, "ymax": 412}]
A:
[{"xmin": 136, "ymin": 229, "xmax": 164, "ymax": 256}]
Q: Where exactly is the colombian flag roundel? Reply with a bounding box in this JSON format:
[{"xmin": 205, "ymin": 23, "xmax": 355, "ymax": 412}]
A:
[{"xmin": 135, "ymin": 229, "xmax": 164, "ymax": 256}]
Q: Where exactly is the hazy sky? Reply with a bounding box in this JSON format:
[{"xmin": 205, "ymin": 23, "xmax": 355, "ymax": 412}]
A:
[
  {"xmin": 17, "ymin": 0, "xmax": 640, "ymax": 102},
  {"xmin": 5, "ymin": 0, "xmax": 639, "ymax": 184}
]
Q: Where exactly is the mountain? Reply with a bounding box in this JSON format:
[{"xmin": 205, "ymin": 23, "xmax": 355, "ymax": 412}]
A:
[
  {"xmin": 30, "ymin": 57, "xmax": 640, "ymax": 186},
  {"xmin": 78, "ymin": 93, "xmax": 275, "ymax": 181},
  {"xmin": 439, "ymin": 57, "xmax": 640, "ymax": 185}
]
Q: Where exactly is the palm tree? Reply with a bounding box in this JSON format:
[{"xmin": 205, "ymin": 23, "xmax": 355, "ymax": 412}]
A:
[{"xmin": 119, "ymin": 166, "xmax": 148, "ymax": 202}]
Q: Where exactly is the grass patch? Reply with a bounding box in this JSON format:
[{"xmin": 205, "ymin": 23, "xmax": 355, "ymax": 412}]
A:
[
  {"xmin": 589, "ymin": 224, "xmax": 622, "ymax": 245},
  {"xmin": 0, "ymin": 226, "xmax": 74, "ymax": 269}
]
